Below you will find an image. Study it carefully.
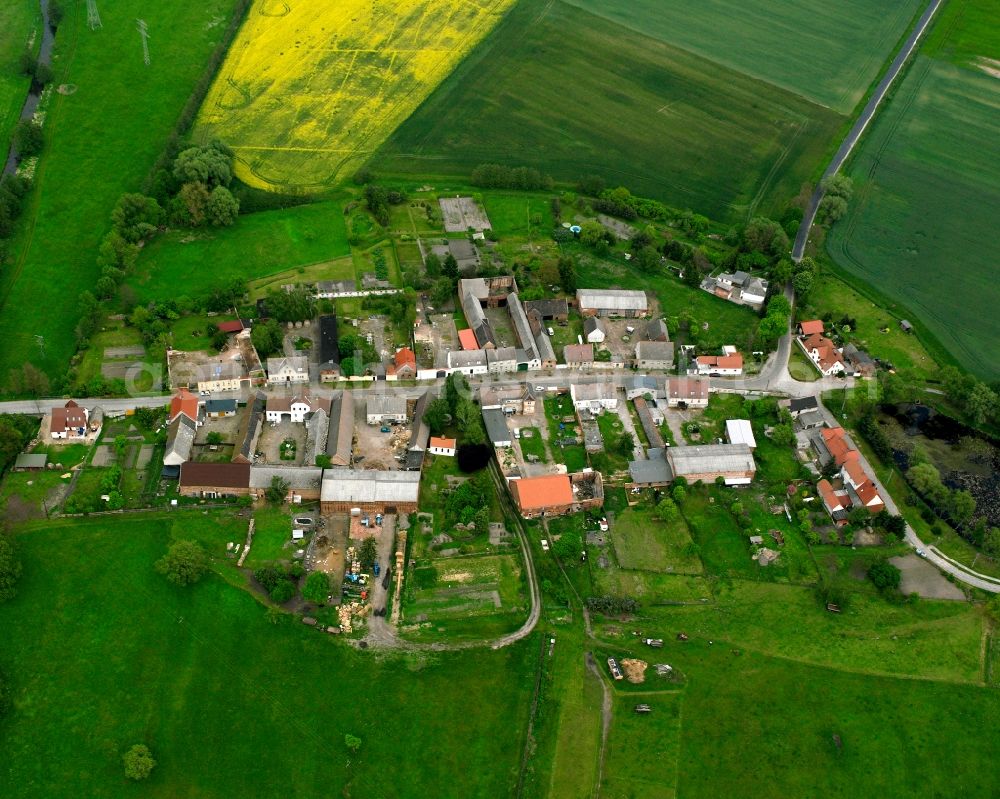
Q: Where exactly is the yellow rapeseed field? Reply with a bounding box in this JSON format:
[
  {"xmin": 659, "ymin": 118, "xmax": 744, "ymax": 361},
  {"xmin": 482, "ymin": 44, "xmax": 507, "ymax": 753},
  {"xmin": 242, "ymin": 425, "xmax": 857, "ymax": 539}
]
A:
[{"xmin": 195, "ymin": 0, "xmax": 516, "ymax": 191}]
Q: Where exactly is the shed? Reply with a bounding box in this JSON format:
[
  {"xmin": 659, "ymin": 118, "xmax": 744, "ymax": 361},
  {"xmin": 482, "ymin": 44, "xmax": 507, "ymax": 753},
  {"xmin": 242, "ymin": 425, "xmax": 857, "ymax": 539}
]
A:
[
  {"xmin": 900, "ymin": 319, "xmax": 913, "ymax": 333},
  {"xmin": 14, "ymin": 453, "xmax": 47, "ymax": 471}
]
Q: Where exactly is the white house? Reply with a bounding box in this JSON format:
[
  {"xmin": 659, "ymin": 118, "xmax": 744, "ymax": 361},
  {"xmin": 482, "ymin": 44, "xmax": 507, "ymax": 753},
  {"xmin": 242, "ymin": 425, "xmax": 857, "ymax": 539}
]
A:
[
  {"xmin": 428, "ymin": 436, "xmax": 457, "ymax": 457},
  {"xmin": 196, "ymin": 360, "xmax": 247, "ymax": 393},
  {"xmin": 666, "ymin": 377, "xmax": 710, "ymax": 408},
  {"xmin": 267, "ymin": 355, "xmax": 309, "ymax": 385},
  {"xmin": 266, "ymin": 394, "xmax": 326, "ymax": 424},
  {"xmin": 487, "ymin": 346, "xmax": 519, "ymax": 375},
  {"xmin": 447, "ymin": 349, "xmax": 489, "ymax": 376},
  {"xmin": 570, "ymin": 382, "xmax": 618, "ymax": 412},
  {"xmin": 49, "ymin": 400, "xmax": 90, "ymax": 439},
  {"xmin": 583, "ymin": 317, "xmax": 607, "ymax": 344}
]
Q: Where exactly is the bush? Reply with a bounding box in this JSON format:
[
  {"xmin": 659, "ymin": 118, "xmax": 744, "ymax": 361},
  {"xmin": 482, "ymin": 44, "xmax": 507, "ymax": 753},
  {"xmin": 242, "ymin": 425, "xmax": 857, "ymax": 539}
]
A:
[
  {"xmin": 302, "ymin": 570, "xmax": 330, "ymax": 604},
  {"xmin": 123, "ymin": 744, "xmax": 156, "ymax": 781},
  {"xmin": 270, "ymin": 579, "xmax": 295, "ymax": 603},
  {"xmin": 154, "ymin": 540, "xmax": 208, "ymax": 586},
  {"xmin": 868, "ymin": 558, "xmax": 901, "ymax": 593},
  {"xmin": 0, "ymin": 535, "xmax": 23, "ymax": 602}
]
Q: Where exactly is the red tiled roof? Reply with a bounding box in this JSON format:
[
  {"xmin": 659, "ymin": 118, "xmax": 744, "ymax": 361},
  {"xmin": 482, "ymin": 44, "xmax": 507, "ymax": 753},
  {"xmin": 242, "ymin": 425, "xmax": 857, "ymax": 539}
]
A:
[
  {"xmin": 799, "ymin": 320, "xmax": 824, "ymax": 335},
  {"xmin": 697, "ymin": 354, "xmax": 743, "ymax": 369},
  {"xmin": 511, "ymin": 474, "xmax": 573, "ymax": 511},
  {"xmin": 429, "ymin": 436, "xmax": 456, "ymax": 449},
  {"xmin": 169, "ymin": 388, "xmax": 199, "ymax": 423},
  {"xmin": 51, "ymin": 400, "xmax": 88, "ymax": 431},
  {"xmin": 667, "ymin": 377, "xmax": 709, "ymax": 400},
  {"xmin": 843, "ymin": 458, "xmax": 868, "ymax": 486},
  {"xmin": 821, "ymin": 427, "xmax": 857, "ymax": 466},
  {"xmin": 216, "ymin": 320, "xmax": 244, "ymax": 333},
  {"xmin": 179, "ymin": 461, "xmax": 251, "ymax": 489},
  {"xmin": 394, "ymin": 347, "xmax": 416, "ymax": 369},
  {"xmin": 458, "ymin": 329, "xmax": 479, "ymax": 351},
  {"xmin": 817, "ymin": 479, "xmax": 849, "ymax": 512},
  {"xmin": 855, "ymin": 480, "xmax": 884, "ymax": 511}
]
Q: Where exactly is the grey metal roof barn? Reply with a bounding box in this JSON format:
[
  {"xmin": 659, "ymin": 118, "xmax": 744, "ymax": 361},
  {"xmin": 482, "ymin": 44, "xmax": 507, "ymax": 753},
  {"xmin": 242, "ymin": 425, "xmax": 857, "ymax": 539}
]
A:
[
  {"xmin": 320, "ymin": 469, "xmax": 420, "ymax": 505},
  {"xmin": 483, "ymin": 407, "xmax": 512, "ymax": 445},
  {"xmin": 629, "ymin": 450, "xmax": 673, "ymax": 485},
  {"xmin": 326, "ymin": 391, "xmax": 355, "ymax": 466},
  {"xmin": 250, "ymin": 465, "xmax": 323, "ymax": 491},
  {"xmin": 576, "ymin": 288, "xmax": 648, "ymax": 313},
  {"xmin": 164, "ymin": 414, "xmax": 197, "ymax": 466},
  {"xmin": 366, "ymin": 394, "xmax": 407, "ymax": 419},
  {"xmin": 667, "ymin": 444, "xmax": 755, "ymax": 477}
]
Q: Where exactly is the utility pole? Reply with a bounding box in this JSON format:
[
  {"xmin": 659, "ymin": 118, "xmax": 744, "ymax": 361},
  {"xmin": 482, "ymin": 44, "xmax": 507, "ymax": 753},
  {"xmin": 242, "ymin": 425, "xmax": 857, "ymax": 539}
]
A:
[
  {"xmin": 136, "ymin": 19, "xmax": 150, "ymax": 66},
  {"xmin": 86, "ymin": 0, "xmax": 102, "ymax": 30}
]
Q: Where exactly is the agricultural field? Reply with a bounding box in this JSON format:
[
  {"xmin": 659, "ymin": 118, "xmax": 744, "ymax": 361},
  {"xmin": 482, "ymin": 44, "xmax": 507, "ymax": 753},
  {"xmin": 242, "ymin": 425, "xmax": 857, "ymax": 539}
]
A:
[
  {"xmin": 194, "ymin": 0, "xmax": 517, "ymax": 191},
  {"xmin": 0, "ymin": 0, "xmax": 243, "ymax": 390},
  {"xmin": 128, "ymin": 201, "xmax": 352, "ymax": 303},
  {"xmin": 0, "ymin": 515, "xmax": 536, "ymax": 797},
  {"xmin": 827, "ymin": 0, "xmax": 1000, "ymax": 380},
  {"xmin": 375, "ymin": 0, "xmax": 843, "ymax": 221},
  {"xmin": 0, "ymin": 1, "xmax": 39, "ymax": 153},
  {"xmin": 563, "ymin": 0, "xmax": 924, "ymax": 113}
]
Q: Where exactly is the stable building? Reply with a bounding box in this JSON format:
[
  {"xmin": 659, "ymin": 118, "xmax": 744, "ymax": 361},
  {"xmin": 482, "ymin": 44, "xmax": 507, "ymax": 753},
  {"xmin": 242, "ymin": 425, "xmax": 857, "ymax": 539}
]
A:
[
  {"xmin": 667, "ymin": 444, "xmax": 755, "ymax": 486},
  {"xmin": 178, "ymin": 462, "xmax": 251, "ymax": 498},
  {"xmin": 320, "ymin": 469, "xmax": 421, "ymax": 514},
  {"xmin": 576, "ymin": 289, "xmax": 648, "ymax": 318},
  {"xmin": 249, "ymin": 465, "xmax": 323, "ymax": 503},
  {"xmin": 509, "ymin": 471, "xmax": 604, "ymax": 519}
]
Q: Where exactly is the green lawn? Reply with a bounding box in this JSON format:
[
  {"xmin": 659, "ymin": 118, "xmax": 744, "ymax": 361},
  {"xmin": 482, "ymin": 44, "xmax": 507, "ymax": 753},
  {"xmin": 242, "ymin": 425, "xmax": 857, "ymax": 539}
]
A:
[
  {"xmin": 826, "ymin": 0, "xmax": 1000, "ymax": 380},
  {"xmin": 643, "ymin": 580, "xmax": 982, "ymax": 683},
  {"xmin": 517, "ymin": 427, "xmax": 548, "ymax": 463},
  {"xmin": 0, "ymin": 0, "xmax": 243, "ymax": 389},
  {"xmin": 601, "ymin": 693, "xmax": 682, "ymax": 799},
  {"xmin": 482, "ymin": 192, "xmax": 555, "ymax": 237},
  {"xmin": 0, "ymin": 515, "xmax": 536, "ymax": 797},
  {"xmin": 788, "ymin": 348, "xmax": 820, "ymax": 382},
  {"xmin": 374, "ymin": 0, "xmax": 842, "ymax": 221},
  {"xmin": 563, "ymin": 0, "xmax": 923, "ymax": 113},
  {"xmin": 130, "ymin": 201, "xmax": 351, "ymax": 304},
  {"xmin": 672, "ymin": 638, "xmax": 1000, "ymax": 798},
  {"xmin": 0, "ymin": 1, "xmax": 38, "ymax": 153},
  {"xmin": 612, "ymin": 506, "xmax": 702, "ymax": 575}
]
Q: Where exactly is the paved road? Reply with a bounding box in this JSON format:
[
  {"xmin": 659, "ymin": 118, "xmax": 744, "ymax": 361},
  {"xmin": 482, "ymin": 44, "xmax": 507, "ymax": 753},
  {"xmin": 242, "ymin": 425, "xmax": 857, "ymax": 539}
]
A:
[
  {"xmin": 792, "ymin": 0, "xmax": 945, "ymax": 260},
  {"xmin": 4, "ymin": 0, "xmax": 55, "ymax": 176}
]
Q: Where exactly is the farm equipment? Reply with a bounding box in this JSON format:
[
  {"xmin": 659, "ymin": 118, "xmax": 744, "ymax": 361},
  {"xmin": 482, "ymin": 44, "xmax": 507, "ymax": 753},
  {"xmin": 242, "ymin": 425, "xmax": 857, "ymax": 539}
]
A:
[
  {"xmin": 607, "ymin": 657, "xmax": 624, "ymax": 681},
  {"xmin": 643, "ymin": 638, "xmax": 664, "ymax": 648}
]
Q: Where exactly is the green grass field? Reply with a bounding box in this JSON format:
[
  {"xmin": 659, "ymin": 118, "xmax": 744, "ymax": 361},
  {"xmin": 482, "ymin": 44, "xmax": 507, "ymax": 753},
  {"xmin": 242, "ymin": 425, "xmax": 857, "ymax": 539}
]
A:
[
  {"xmin": 827, "ymin": 0, "xmax": 1000, "ymax": 380},
  {"xmin": 672, "ymin": 639, "xmax": 1000, "ymax": 798},
  {"xmin": 0, "ymin": 1, "xmax": 38, "ymax": 153},
  {"xmin": 612, "ymin": 507, "xmax": 702, "ymax": 575},
  {"xmin": 128, "ymin": 201, "xmax": 351, "ymax": 304},
  {"xmin": 0, "ymin": 515, "xmax": 536, "ymax": 797},
  {"xmin": 374, "ymin": 0, "xmax": 842, "ymax": 221},
  {"xmin": 563, "ymin": 0, "xmax": 923, "ymax": 113},
  {"xmin": 0, "ymin": 0, "xmax": 242, "ymax": 389}
]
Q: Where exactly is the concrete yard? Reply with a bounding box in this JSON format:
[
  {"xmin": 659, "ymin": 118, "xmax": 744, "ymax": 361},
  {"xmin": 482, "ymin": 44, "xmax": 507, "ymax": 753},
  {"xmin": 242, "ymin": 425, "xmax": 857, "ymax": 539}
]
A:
[{"xmin": 890, "ymin": 554, "xmax": 966, "ymax": 601}]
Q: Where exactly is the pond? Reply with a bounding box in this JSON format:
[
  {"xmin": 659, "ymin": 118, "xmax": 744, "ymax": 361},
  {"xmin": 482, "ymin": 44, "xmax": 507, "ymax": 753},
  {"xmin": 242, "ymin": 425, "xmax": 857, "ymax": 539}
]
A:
[{"xmin": 881, "ymin": 403, "xmax": 1000, "ymax": 526}]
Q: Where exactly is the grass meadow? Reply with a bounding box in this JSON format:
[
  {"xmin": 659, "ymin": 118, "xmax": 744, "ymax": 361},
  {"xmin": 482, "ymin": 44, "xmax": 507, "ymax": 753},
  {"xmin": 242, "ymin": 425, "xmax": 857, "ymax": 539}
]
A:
[
  {"xmin": 0, "ymin": 0, "xmax": 243, "ymax": 390},
  {"xmin": 827, "ymin": 0, "xmax": 1000, "ymax": 379},
  {"xmin": 0, "ymin": 515, "xmax": 536, "ymax": 797},
  {"xmin": 563, "ymin": 0, "xmax": 924, "ymax": 113},
  {"xmin": 0, "ymin": 1, "xmax": 38, "ymax": 152},
  {"xmin": 194, "ymin": 0, "xmax": 516, "ymax": 191},
  {"xmin": 128, "ymin": 201, "xmax": 351, "ymax": 303},
  {"xmin": 374, "ymin": 0, "xmax": 842, "ymax": 222},
  {"xmin": 671, "ymin": 639, "xmax": 1000, "ymax": 798}
]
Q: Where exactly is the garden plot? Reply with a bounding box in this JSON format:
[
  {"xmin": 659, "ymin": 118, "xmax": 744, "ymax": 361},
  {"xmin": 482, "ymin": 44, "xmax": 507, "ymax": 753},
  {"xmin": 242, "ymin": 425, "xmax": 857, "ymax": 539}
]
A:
[
  {"xmin": 406, "ymin": 553, "xmax": 524, "ymax": 621},
  {"xmin": 439, "ymin": 197, "xmax": 492, "ymax": 233}
]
